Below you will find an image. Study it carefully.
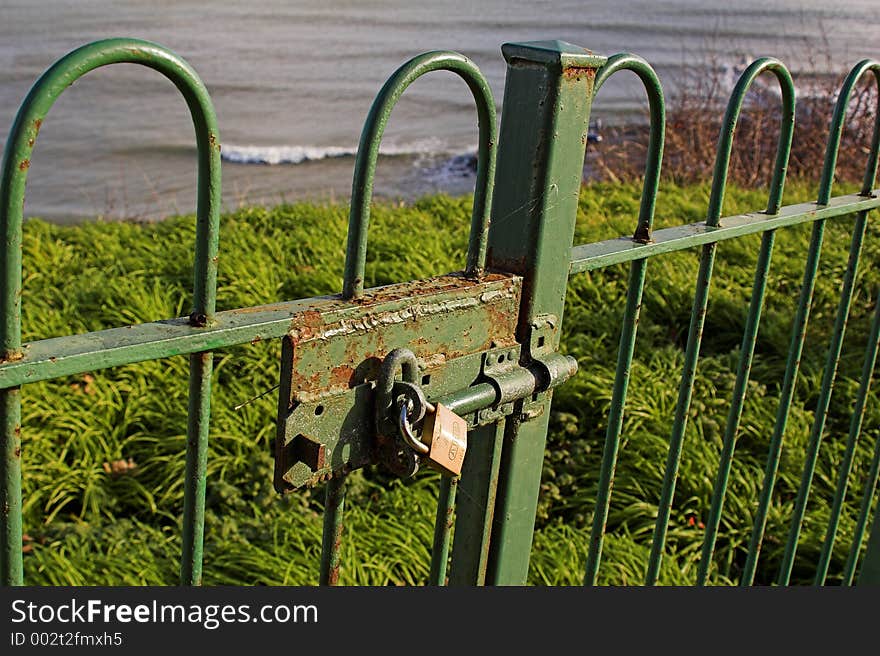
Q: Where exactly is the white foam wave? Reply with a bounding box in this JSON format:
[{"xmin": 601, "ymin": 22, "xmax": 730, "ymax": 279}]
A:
[{"xmin": 221, "ymin": 138, "xmax": 448, "ymax": 165}]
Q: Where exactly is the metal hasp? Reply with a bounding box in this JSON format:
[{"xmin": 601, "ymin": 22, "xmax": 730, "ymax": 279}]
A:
[
  {"xmin": 273, "ymin": 272, "xmax": 520, "ymax": 490},
  {"xmin": 272, "ymin": 272, "xmax": 579, "ymax": 489}
]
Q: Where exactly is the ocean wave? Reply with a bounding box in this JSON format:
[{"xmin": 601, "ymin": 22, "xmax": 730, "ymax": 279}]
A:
[{"xmin": 221, "ymin": 138, "xmax": 449, "ymax": 165}]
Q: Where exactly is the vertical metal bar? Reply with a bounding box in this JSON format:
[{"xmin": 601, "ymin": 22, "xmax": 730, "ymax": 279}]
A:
[
  {"xmin": 476, "ymin": 41, "xmax": 605, "ymax": 585},
  {"xmin": 319, "ymin": 474, "xmax": 347, "ymax": 586},
  {"xmin": 858, "ymin": 500, "xmax": 880, "ymax": 584},
  {"xmin": 0, "ymin": 38, "xmax": 221, "ymax": 586},
  {"xmin": 0, "ymin": 389, "xmax": 21, "ymax": 585},
  {"xmin": 581, "ymin": 53, "xmax": 665, "ymax": 586},
  {"xmin": 814, "ymin": 294, "xmax": 880, "ymax": 584},
  {"xmin": 646, "ymin": 58, "xmax": 794, "ymax": 585},
  {"xmin": 805, "ymin": 59, "xmax": 880, "ymax": 587},
  {"xmin": 342, "ymin": 52, "xmax": 496, "ymax": 299},
  {"xmin": 448, "ymin": 422, "xmax": 504, "ymax": 585},
  {"xmin": 646, "ymin": 241, "xmax": 717, "ymax": 585},
  {"xmin": 429, "ymin": 476, "xmax": 458, "ymax": 586},
  {"xmin": 741, "ymin": 220, "xmax": 825, "ymax": 585},
  {"xmin": 845, "ymin": 437, "xmax": 880, "ymax": 584},
  {"xmin": 777, "ymin": 211, "xmax": 868, "ymax": 585},
  {"xmin": 584, "ymin": 257, "xmax": 647, "ymax": 584},
  {"xmin": 816, "ymin": 61, "xmax": 880, "ymax": 209},
  {"xmin": 179, "ymin": 352, "xmax": 213, "ymax": 585},
  {"xmin": 697, "ymin": 230, "xmax": 775, "ymax": 585}
]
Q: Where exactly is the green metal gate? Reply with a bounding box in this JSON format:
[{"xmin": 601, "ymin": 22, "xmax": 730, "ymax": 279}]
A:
[{"xmin": 2, "ymin": 38, "xmax": 880, "ymax": 586}]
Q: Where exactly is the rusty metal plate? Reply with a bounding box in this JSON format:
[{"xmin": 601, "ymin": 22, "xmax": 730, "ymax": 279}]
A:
[{"xmin": 274, "ymin": 272, "xmax": 522, "ymax": 491}]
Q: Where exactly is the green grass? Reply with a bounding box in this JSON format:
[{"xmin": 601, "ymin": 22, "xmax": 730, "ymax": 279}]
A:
[{"xmin": 16, "ymin": 179, "xmax": 880, "ymax": 585}]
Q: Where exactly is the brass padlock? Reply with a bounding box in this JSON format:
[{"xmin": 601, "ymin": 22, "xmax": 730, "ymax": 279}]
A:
[
  {"xmin": 398, "ymin": 400, "xmax": 468, "ymax": 477},
  {"xmin": 420, "ymin": 403, "xmax": 468, "ymax": 477}
]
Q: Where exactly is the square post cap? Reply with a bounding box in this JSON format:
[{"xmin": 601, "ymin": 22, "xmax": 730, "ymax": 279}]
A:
[{"xmin": 501, "ymin": 40, "xmax": 607, "ymax": 69}]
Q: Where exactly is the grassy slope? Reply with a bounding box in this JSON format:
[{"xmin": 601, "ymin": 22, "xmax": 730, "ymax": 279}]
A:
[{"xmin": 17, "ymin": 179, "xmax": 880, "ymax": 585}]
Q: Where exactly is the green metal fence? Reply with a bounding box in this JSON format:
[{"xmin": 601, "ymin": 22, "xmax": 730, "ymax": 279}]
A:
[{"xmin": 1, "ymin": 38, "xmax": 879, "ymax": 586}]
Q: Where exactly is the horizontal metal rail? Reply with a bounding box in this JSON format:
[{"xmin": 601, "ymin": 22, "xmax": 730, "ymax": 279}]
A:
[
  {"xmin": 0, "ymin": 274, "xmax": 518, "ymax": 390},
  {"xmin": 1, "ymin": 193, "xmax": 875, "ymax": 393},
  {"xmin": 570, "ymin": 192, "xmax": 880, "ymax": 274}
]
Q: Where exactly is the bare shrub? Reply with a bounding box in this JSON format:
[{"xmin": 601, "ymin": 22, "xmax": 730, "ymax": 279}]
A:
[{"xmin": 589, "ymin": 52, "xmax": 878, "ymax": 189}]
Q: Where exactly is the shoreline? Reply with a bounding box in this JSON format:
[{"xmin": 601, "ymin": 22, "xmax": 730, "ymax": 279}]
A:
[{"xmin": 22, "ymin": 121, "xmax": 617, "ymax": 225}]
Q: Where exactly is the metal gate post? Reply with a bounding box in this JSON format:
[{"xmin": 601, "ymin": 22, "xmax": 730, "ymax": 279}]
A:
[{"xmin": 482, "ymin": 41, "xmax": 603, "ymax": 584}]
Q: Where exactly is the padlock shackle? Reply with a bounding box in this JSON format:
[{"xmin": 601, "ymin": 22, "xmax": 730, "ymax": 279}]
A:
[
  {"xmin": 375, "ymin": 347, "xmax": 423, "ymax": 436},
  {"xmin": 398, "ymin": 399, "xmax": 430, "ymax": 456},
  {"xmin": 342, "ymin": 51, "xmax": 497, "ymax": 299}
]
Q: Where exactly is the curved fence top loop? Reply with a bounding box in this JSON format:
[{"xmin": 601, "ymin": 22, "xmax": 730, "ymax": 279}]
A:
[
  {"xmin": 818, "ymin": 60, "xmax": 880, "ymax": 205},
  {"xmin": 593, "ymin": 53, "xmax": 665, "ymax": 243},
  {"xmin": 707, "ymin": 58, "xmax": 795, "ymax": 226},
  {"xmin": 0, "ymin": 37, "xmax": 221, "ymax": 359},
  {"xmin": 342, "ymin": 51, "xmax": 497, "ymax": 300}
]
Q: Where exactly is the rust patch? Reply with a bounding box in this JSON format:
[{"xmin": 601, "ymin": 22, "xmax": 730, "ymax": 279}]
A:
[
  {"xmin": 484, "ymin": 296, "xmax": 520, "ymax": 349},
  {"xmin": 18, "ymin": 159, "xmax": 29, "ymax": 171},
  {"xmin": 250, "ymin": 336, "xmax": 262, "ymax": 345},
  {"xmin": 342, "ymin": 336, "xmax": 362, "ymax": 362},
  {"xmin": 633, "ymin": 224, "xmax": 652, "ymax": 244},
  {"xmin": 329, "ymin": 364, "xmax": 355, "ymax": 387},
  {"xmin": 287, "ymin": 272, "xmax": 520, "ymax": 397},
  {"xmin": 445, "ymin": 499, "xmax": 455, "ymax": 529},
  {"xmin": 33, "ymin": 118, "xmax": 42, "ymax": 134},
  {"xmin": 562, "ymin": 66, "xmax": 596, "ymax": 82},
  {"xmin": 290, "ymin": 309, "xmax": 324, "ymax": 340},
  {"xmin": 295, "ymin": 370, "xmax": 324, "ymax": 394}
]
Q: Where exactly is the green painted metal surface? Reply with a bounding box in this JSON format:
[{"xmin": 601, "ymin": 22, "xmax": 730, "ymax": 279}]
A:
[
  {"xmin": 273, "ymin": 273, "xmax": 521, "ymax": 491},
  {"xmin": 0, "ymin": 38, "xmax": 221, "ymax": 587},
  {"xmin": 584, "ymin": 52, "xmax": 665, "ymax": 586},
  {"xmin": 343, "ymin": 51, "xmax": 496, "ymax": 299},
  {"xmin": 694, "ymin": 60, "xmax": 795, "ymax": 586},
  {"xmin": 1, "ymin": 37, "xmax": 880, "ymax": 587},
  {"xmin": 429, "ymin": 477, "xmax": 457, "ymax": 585},
  {"xmin": 478, "ymin": 41, "xmax": 604, "ymax": 585},
  {"xmin": 776, "ymin": 60, "xmax": 880, "ymax": 586}
]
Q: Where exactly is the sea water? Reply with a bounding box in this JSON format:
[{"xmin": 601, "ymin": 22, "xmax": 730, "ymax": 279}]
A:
[{"xmin": 0, "ymin": 0, "xmax": 877, "ymax": 222}]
